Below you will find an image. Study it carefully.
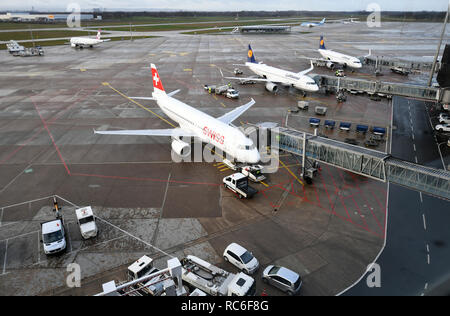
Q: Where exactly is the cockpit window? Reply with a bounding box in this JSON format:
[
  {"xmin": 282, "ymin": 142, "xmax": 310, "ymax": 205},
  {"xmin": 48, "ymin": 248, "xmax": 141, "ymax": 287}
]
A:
[{"xmin": 238, "ymin": 144, "xmax": 256, "ymax": 150}]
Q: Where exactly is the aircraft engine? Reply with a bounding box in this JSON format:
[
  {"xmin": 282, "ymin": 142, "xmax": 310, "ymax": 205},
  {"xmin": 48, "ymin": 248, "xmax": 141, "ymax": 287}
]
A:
[
  {"xmin": 265, "ymin": 82, "xmax": 278, "ymax": 93},
  {"xmin": 171, "ymin": 139, "xmax": 191, "ymax": 157},
  {"xmin": 326, "ymin": 61, "xmax": 335, "ymax": 69}
]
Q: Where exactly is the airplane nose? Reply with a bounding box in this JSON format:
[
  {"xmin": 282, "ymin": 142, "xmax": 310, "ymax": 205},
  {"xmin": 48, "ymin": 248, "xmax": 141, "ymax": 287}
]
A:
[{"xmin": 248, "ymin": 149, "xmax": 261, "ymax": 164}]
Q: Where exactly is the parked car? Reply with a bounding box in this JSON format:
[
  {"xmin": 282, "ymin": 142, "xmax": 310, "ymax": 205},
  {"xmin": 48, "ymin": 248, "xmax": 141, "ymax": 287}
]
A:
[
  {"xmin": 435, "ymin": 123, "xmax": 450, "ymax": 133},
  {"xmin": 223, "ymin": 243, "xmax": 259, "ymax": 275},
  {"xmin": 364, "ymin": 139, "xmax": 378, "ymax": 147},
  {"xmin": 345, "ymin": 138, "xmax": 358, "ymax": 145},
  {"xmin": 262, "ymin": 265, "xmax": 302, "ymax": 296},
  {"xmin": 438, "ymin": 113, "xmax": 450, "ymax": 124}
]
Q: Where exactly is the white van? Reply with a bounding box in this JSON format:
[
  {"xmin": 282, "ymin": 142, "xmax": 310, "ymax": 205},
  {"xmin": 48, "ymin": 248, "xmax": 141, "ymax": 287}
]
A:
[{"xmin": 41, "ymin": 219, "xmax": 66, "ymax": 255}]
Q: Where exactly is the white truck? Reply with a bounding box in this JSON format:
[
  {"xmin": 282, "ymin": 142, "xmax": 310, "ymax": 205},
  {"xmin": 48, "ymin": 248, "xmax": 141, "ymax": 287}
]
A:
[
  {"xmin": 181, "ymin": 255, "xmax": 256, "ymax": 296},
  {"xmin": 6, "ymin": 40, "xmax": 24, "ymax": 54},
  {"xmin": 223, "ymin": 173, "xmax": 258, "ymax": 199},
  {"xmin": 225, "ymin": 88, "xmax": 239, "ymax": 99},
  {"xmin": 240, "ymin": 165, "xmax": 266, "ymax": 182},
  {"xmin": 41, "ymin": 218, "xmax": 67, "ymax": 255},
  {"xmin": 204, "ymin": 84, "xmax": 239, "ymax": 99},
  {"xmin": 76, "ymin": 206, "xmax": 98, "ymax": 239},
  {"xmin": 125, "ymin": 255, "xmax": 182, "ymax": 296}
]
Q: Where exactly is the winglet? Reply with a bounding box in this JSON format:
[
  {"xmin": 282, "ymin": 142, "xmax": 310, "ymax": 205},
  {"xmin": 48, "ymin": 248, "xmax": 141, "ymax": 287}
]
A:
[{"xmin": 151, "ymin": 63, "xmax": 165, "ymax": 93}]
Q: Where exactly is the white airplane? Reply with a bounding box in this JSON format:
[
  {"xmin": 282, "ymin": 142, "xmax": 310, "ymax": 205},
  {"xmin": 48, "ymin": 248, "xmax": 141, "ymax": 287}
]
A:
[
  {"xmin": 94, "ymin": 64, "xmax": 260, "ymax": 164},
  {"xmin": 70, "ymin": 29, "xmax": 110, "ymax": 48},
  {"xmin": 302, "ymin": 36, "xmax": 369, "ymax": 70},
  {"xmin": 301, "ymin": 18, "xmax": 326, "ymax": 28},
  {"xmin": 225, "ymin": 44, "xmax": 319, "ymax": 96}
]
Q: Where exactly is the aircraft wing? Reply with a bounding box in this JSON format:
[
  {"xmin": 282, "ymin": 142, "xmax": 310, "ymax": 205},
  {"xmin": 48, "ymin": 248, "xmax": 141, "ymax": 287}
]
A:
[
  {"xmin": 94, "ymin": 128, "xmax": 195, "ymax": 137},
  {"xmin": 224, "ymin": 76, "xmax": 271, "ymax": 83},
  {"xmin": 297, "ymin": 56, "xmax": 328, "ymax": 63},
  {"xmin": 358, "ymin": 49, "xmax": 372, "ymax": 60},
  {"xmin": 217, "ymin": 99, "xmax": 255, "ymax": 125},
  {"xmin": 102, "ymin": 39, "xmax": 111, "ymax": 42},
  {"xmin": 296, "ymin": 61, "xmax": 314, "ymax": 76}
]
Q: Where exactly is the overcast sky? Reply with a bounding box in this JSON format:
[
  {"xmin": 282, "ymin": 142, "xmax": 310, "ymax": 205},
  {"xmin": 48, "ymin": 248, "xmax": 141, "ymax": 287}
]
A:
[{"xmin": 1, "ymin": 0, "xmax": 448, "ymax": 12}]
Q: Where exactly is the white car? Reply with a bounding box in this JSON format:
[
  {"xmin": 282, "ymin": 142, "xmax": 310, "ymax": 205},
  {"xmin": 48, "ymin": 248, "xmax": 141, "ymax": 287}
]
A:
[
  {"xmin": 223, "ymin": 243, "xmax": 259, "ymax": 274},
  {"xmin": 438, "ymin": 113, "xmax": 450, "ymax": 124},
  {"xmin": 435, "ymin": 123, "xmax": 450, "ymax": 133}
]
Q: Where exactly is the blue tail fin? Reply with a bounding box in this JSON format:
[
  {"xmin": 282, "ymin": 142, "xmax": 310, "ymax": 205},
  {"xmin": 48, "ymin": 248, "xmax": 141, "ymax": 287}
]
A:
[
  {"xmin": 320, "ymin": 18, "xmax": 326, "ymax": 25},
  {"xmin": 319, "ymin": 36, "xmax": 326, "ymax": 49},
  {"xmin": 247, "ymin": 44, "xmax": 257, "ymax": 63}
]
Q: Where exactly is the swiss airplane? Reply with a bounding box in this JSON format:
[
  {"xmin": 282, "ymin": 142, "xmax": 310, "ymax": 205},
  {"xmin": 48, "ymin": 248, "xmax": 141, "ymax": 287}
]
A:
[
  {"xmin": 301, "ymin": 36, "xmax": 369, "ymax": 70},
  {"xmin": 70, "ymin": 29, "xmax": 110, "ymax": 48},
  {"xmin": 94, "ymin": 64, "xmax": 260, "ymax": 164},
  {"xmin": 301, "ymin": 18, "xmax": 326, "ymax": 28},
  {"xmin": 225, "ymin": 44, "xmax": 319, "ymax": 95}
]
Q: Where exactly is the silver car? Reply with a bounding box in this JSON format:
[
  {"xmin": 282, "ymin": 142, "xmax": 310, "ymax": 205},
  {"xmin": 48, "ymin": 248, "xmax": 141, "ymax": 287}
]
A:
[{"xmin": 262, "ymin": 265, "xmax": 302, "ymax": 296}]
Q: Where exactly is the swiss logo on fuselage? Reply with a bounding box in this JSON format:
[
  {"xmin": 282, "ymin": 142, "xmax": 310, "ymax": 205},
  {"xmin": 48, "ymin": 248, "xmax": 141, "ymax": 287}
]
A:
[{"xmin": 203, "ymin": 126, "xmax": 225, "ymax": 145}]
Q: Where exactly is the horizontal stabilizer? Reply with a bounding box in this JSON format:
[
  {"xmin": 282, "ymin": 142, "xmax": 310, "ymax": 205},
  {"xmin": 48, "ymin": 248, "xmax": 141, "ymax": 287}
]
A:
[{"xmin": 130, "ymin": 89, "xmax": 180, "ymax": 101}]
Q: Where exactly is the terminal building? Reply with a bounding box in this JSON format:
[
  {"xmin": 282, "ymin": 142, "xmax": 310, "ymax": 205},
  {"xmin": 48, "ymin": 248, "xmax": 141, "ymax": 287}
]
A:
[
  {"xmin": 0, "ymin": 12, "xmax": 99, "ymax": 22},
  {"xmin": 238, "ymin": 25, "xmax": 291, "ymax": 34}
]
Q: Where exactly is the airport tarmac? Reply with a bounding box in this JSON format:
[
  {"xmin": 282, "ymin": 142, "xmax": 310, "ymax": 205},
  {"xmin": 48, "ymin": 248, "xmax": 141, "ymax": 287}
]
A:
[{"xmin": 0, "ymin": 21, "xmax": 446, "ymax": 296}]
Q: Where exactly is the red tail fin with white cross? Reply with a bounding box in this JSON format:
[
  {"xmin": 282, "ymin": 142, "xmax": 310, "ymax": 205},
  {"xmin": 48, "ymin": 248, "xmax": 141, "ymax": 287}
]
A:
[{"xmin": 151, "ymin": 64, "xmax": 165, "ymax": 93}]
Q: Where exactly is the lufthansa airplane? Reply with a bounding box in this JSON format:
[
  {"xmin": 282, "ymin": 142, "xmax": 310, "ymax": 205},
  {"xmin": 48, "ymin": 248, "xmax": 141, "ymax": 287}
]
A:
[
  {"xmin": 225, "ymin": 44, "xmax": 319, "ymax": 95},
  {"xmin": 301, "ymin": 36, "xmax": 370, "ymax": 70}
]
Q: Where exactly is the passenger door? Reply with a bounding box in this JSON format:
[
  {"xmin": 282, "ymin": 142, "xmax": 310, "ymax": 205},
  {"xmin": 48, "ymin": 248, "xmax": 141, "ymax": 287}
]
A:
[
  {"xmin": 270, "ymin": 276, "xmax": 289, "ymax": 292},
  {"xmin": 227, "ymin": 250, "xmax": 242, "ymax": 269}
]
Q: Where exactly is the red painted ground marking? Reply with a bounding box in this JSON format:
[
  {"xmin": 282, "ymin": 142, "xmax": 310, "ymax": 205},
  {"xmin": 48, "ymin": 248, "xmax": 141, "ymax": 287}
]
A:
[
  {"xmin": 318, "ymin": 171, "xmax": 336, "ymax": 214},
  {"xmin": 311, "ymin": 182, "xmax": 321, "ymax": 207},
  {"xmin": 321, "ymin": 164, "xmax": 354, "ymax": 223},
  {"xmin": 0, "ymin": 87, "xmax": 97, "ymax": 165},
  {"xmin": 352, "ymin": 181, "xmax": 385, "ymax": 235},
  {"xmin": 71, "ymin": 172, "xmax": 221, "ymax": 186},
  {"xmin": 349, "ymin": 195, "xmax": 370, "ymax": 230},
  {"xmin": 31, "ymin": 98, "xmax": 71, "ymax": 175}
]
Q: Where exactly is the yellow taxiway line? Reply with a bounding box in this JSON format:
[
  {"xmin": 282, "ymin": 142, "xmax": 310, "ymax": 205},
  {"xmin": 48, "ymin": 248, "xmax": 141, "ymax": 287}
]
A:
[{"xmin": 104, "ymin": 82, "xmax": 176, "ymax": 128}]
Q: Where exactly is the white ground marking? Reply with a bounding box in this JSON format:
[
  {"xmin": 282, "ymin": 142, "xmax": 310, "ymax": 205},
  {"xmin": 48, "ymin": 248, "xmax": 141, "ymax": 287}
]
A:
[{"xmin": 2, "ymin": 239, "xmax": 8, "ymax": 275}]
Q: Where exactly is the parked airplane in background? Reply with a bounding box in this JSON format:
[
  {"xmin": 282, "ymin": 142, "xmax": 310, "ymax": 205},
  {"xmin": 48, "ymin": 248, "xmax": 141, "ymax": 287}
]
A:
[
  {"xmin": 70, "ymin": 30, "xmax": 110, "ymax": 48},
  {"xmin": 301, "ymin": 18, "xmax": 326, "ymax": 28},
  {"xmin": 341, "ymin": 18, "xmax": 360, "ymax": 24},
  {"xmin": 300, "ymin": 36, "xmax": 370, "ymax": 70},
  {"xmin": 225, "ymin": 44, "xmax": 319, "ymax": 96},
  {"xmin": 94, "ymin": 64, "xmax": 260, "ymax": 164}
]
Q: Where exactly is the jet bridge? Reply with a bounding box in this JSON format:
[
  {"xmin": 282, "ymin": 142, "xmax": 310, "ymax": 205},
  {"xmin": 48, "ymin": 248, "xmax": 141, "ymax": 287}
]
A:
[
  {"xmin": 313, "ymin": 74, "xmax": 450, "ymax": 103},
  {"xmin": 364, "ymin": 56, "xmax": 435, "ymax": 71},
  {"xmin": 252, "ymin": 125, "xmax": 450, "ymax": 200}
]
